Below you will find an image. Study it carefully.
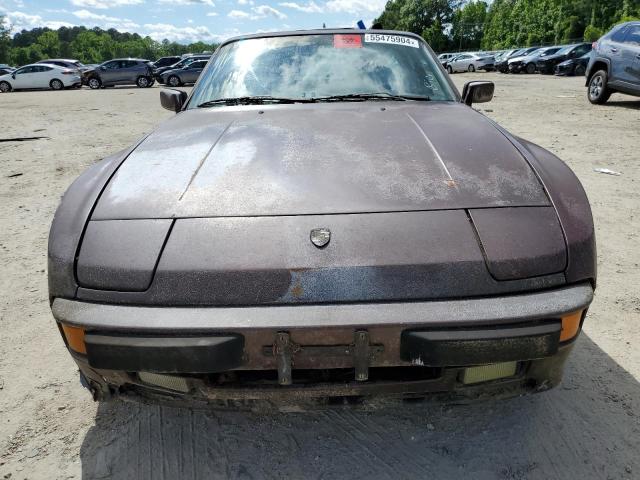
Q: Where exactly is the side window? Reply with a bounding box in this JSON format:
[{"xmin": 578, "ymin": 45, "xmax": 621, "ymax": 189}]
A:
[
  {"xmin": 16, "ymin": 66, "xmax": 33, "ymax": 74},
  {"xmin": 572, "ymin": 45, "xmax": 590, "ymax": 57},
  {"xmin": 611, "ymin": 26, "xmax": 628, "ymax": 43},
  {"xmin": 124, "ymin": 60, "xmax": 138, "ymax": 68},
  {"xmin": 39, "ymin": 66, "xmax": 53, "ymax": 72},
  {"xmin": 103, "ymin": 61, "xmax": 119, "ymax": 69},
  {"xmin": 624, "ymin": 26, "xmax": 640, "ymax": 46}
]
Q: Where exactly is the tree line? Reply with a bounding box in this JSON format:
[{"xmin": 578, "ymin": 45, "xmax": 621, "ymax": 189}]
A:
[
  {"xmin": 374, "ymin": 0, "xmax": 640, "ymax": 52},
  {"xmin": 0, "ymin": 18, "xmax": 218, "ymax": 66}
]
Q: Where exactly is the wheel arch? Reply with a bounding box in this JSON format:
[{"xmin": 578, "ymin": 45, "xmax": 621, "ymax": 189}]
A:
[
  {"xmin": 0, "ymin": 80, "xmax": 12, "ymax": 92},
  {"xmin": 586, "ymin": 58, "xmax": 610, "ymax": 85}
]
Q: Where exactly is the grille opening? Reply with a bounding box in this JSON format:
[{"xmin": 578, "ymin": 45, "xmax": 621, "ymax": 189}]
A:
[{"xmin": 209, "ymin": 366, "xmax": 441, "ymax": 386}]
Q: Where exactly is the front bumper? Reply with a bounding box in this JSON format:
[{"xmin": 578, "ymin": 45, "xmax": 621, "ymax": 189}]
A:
[
  {"xmin": 52, "ymin": 283, "xmax": 593, "ymax": 402},
  {"xmin": 537, "ymin": 63, "xmax": 554, "ymax": 74},
  {"xmin": 555, "ymin": 64, "xmax": 576, "ymax": 76}
]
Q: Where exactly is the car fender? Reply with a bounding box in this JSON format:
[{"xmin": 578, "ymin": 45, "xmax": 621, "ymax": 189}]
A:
[
  {"xmin": 48, "ymin": 139, "xmax": 148, "ymax": 302},
  {"xmin": 586, "ymin": 56, "xmax": 611, "ymax": 85},
  {"xmin": 510, "ymin": 136, "xmax": 596, "ymax": 287}
]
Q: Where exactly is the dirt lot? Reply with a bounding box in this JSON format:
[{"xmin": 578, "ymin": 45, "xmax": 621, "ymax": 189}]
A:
[{"xmin": 0, "ymin": 73, "xmax": 639, "ymax": 479}]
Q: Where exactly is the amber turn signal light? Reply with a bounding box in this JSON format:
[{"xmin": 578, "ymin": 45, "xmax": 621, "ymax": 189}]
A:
[
  {"xmin": 560, "ymin": 311, "xmax": 583, "ymax": 342},
  {"xmin": 61, "ymin": 324, "xmax": 87, "ymax": 354}
]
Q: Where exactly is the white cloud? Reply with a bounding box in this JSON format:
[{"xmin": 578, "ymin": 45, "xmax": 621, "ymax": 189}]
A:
[
  {"xmin": 72, "ymin": 9, "xmax": 140, "ymax": 30},
  {"xmin": 278, "ymin": 1, "xmax": 322, "ymax": 13},
  {"xmin": 142, "ymin": 22, "xmax": 222, "ymax": 43},
  {"xmin": 206, "ymin": 12, "xmax": 218, "ymax": 16},
  {"xmin": 325, "ymin": 0, "xmax": 385, "ymax": 14},
  {"xmin": 253, "ymin": 5, "xmax": 286, "ymax": 19},
  {"xmin": 228, "ymin": 9, "xmax": 249, "ymax": 18},
  {"xmin": 228, "ymin": 5, "xmax": 286, "ymax": 20},
  {"xmin": 70, "ymin": 0, "xmax": 144, "ymax": 9},
  {"xmin": 237, "ymin": 0, "xmax": 254, "ymax": 5},
  {"xmin": 2, "ymin": 11, "xmax": 75, "ymax": 32},
  {"xmin": 157, "ymin": 0, "xmax": 215, "ymax": 6}
]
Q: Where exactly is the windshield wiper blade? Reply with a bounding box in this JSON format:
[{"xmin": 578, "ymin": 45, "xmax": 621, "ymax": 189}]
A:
[
  {"xmin": 197, "ymin": 96, "xmax": 312, "ymax": 108},
  {"xmin": 312, "ymin": 93, "xmax": 431, "ymax": 103}
]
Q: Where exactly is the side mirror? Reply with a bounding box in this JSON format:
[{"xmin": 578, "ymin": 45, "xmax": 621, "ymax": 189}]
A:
[
  {"xmin": 12, "ymin": 73, "xmax": 16, "ymax": 79},
  {"xmin": 100, "ymin": 66, "xmax": 106, "ymax": 70},
  {"xmin": 461, "ymin": 81, "xmax": 494, "ymax": 106},
  {"xmin": 160, "ymin": 88, "xmax": 188, "ymax": 112}
]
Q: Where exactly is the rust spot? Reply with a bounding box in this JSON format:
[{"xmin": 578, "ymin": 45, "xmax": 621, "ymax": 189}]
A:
[
  {"xmin": 291, "ymin": 284, "xmax": 304, "ymax": 297},
  {"xmin": 445, "ymin": 179, "xmax": 457, "ymax": 187},
  {"xmin": 290, "ymin": 268, "xmax": 310, "ymax": 273}
]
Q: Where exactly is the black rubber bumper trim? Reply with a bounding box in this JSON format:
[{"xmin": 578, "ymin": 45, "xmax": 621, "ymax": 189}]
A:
[
  {"xmin": 84, "ymin": 334, "xmax": 244, "ymax": 373},
  {"xmin": 400, "ymin": 322, "xmax": 561, "ymax": 367}
]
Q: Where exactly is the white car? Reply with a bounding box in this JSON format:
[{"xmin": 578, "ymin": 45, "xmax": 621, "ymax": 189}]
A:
[
  {"xmin": 446, "ymin": 53, "xmax": 495, "ymax": 73},
  {"xmin": 0, "ymin": 63, "xmax": 82, "ymax": 93},
  {"xmin": 437, "ymin": 53, "xmax": 456, "ymax": 65}
]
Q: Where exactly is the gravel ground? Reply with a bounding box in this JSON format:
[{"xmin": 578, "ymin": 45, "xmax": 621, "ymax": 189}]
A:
[{"xmin": 0, "ymin": 73, "xmax": 639, "ymax": 480}]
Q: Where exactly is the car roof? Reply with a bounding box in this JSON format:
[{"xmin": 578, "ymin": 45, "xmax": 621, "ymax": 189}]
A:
[
  {"xmin": 20, "ymin": 63, "xmax": 65, "ymax": 69},
  {"xmin": 220, "ymin": 28, "xmax": 424, "ymax": 48},
  {"xmin": 38, "ymin": 58, "xmax": 80, "ymax": 63},
  {"xmin": 107, "ymin": 58, "xmax": 148, "ymax": 62}
]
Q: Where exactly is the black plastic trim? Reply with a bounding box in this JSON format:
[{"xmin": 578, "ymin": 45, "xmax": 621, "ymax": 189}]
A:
[
  {"xmin": 84, "ymin": 333, "xmax": 245, "ymax": 373},
  {"xmin": 400, "ymin": 321, "xmax": 561, "ymax": 366}
]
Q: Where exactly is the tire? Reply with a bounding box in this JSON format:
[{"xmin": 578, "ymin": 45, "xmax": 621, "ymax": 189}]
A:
[
  {"xmin": 88, "ymin": 77, "xmax": 101, "ymax": 89},
  {"xmin": 0, "ymin": 81, "xmax": 11, "ymax": 93},
  {"xmin": 468, "ymin": 64, "xmax": 476, "ymax": 72},
  {"xmin": 50, "ymin": 79, "xmax": 64, "ymax": 91},
  {"xmin": 136, "ymin": 76, "xmax": 150, "ymax": 88},
  {"xmin": 574, "ymin": 65, "xmax": 586, "ymax": 77},
  {"xmin": 525, "ymin": 63, "xmax": 536, "ymax": 74},
  {"xmin": 167, "ymin": 75, "xmax": 181, "ymax": 87},
  {"xmin": 588, "ymin": 70, "xmax": 612, "ymax": 105},
  {"xmin": 447, "ymin": 65, "xmax": 453, "ymax": 74}
]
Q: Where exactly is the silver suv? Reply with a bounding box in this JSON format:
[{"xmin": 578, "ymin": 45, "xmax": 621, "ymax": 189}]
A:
[
  {"xmin": 84, "ymin": 58, "xmax": 155, "ymax": 89},
  {"xmin": 586, "ymin": 21, "xmax": 640, "ymax": 104}
]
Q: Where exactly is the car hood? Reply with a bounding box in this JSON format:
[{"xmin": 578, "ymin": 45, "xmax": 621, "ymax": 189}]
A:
[
  {"xmin": 539, "ymin": 53, "xmax": 567, "ymax": 63},
  {"xmin": 92, "ymin": 101, "xmax": 549, "ymax": 220}
]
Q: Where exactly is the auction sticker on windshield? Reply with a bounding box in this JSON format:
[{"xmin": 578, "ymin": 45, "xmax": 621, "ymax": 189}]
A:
[
  {"xmin": 364, "ymin": 34, "xmax": 419, "ymax": 48},
  {"xmin": 334, "ymin": 34, "xmax": 362, "ymax": 48}
]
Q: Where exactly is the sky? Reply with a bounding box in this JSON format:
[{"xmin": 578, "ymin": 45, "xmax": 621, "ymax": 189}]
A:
[{"xmin": 0, "ymin": 0, "xmax": 387, "ymax": 44}]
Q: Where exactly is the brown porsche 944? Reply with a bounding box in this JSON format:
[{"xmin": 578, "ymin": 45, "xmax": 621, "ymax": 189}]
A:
[{"xmin": 49, "ymin": 30, "xmax": 596, "ymax": 404}]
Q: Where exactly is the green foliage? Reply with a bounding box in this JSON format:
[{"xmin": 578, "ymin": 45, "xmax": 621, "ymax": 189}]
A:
[
  {"xmin": 2, "ymin": 24, "xmax": 218, "ymax": 67},
  {"xmin": 583, "ymin": 25, "xmax": 604, "ymax": 42},
  {"xmin": 374, "ymin": 0, "xmax": 462, "ymax": 36},
  {"xmin": 36, "ymin": 31, "xmax": 60, "ymax": 57},
  {"xmin": 451, "ymin": 1, "xmax": 487, "ymax": 51},
  {"xmin": 375, "ymin": 0, "xmax": 640, "ymax": 52},
  {"xmin": 0, "ymin": 15, "xmax": 11, "ymax": 64}
]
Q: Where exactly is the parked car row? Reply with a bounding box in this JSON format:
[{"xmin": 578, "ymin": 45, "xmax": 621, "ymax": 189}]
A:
[
  {"xmin": 439, "ymin": 42, "xmax": 592, "ymax": 77},
  {"xmin": 438, "ymin": 21, "xmax": 640, "ymax": 105},
  {"xmin": 0, "ymin": 53, "xmax": 211, "ymax": 93}
]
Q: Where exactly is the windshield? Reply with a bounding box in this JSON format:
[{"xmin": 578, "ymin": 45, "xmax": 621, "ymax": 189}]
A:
[
  {"xmin": 188, "ymin": 33, "xmax": 455, "ymax": 108},
  {"xmin": 555, "ymin": 45, "xmax": 575, "ymax": 55}
]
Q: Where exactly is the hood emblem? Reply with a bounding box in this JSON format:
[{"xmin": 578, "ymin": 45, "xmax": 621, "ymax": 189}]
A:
[{"xmin": 310, "ymin": 228, "xmax": 331, "ymax": 248}]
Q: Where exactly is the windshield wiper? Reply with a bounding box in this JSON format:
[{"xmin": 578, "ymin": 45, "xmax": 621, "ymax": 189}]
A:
[
  {"xmin": 312, "ymin": 93, "xmax": 431, "ymax": 103},
  {"xmin": 197, "ymin": 96, "xmax": 313, "ymax": 108},
  {"xmin": 197, "ymin": 93, "xmax": 431, "ymax": 108}
]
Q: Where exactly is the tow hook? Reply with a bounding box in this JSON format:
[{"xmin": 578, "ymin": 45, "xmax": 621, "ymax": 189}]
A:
[{"xmin": 264, "ymin": 331, "xmax": 384, "ymax": 386}]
